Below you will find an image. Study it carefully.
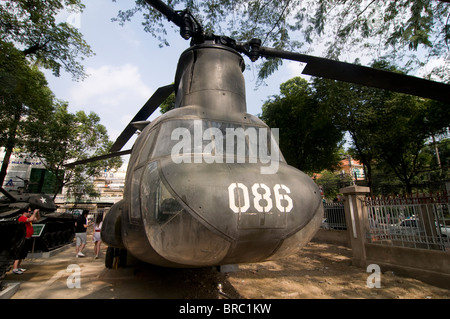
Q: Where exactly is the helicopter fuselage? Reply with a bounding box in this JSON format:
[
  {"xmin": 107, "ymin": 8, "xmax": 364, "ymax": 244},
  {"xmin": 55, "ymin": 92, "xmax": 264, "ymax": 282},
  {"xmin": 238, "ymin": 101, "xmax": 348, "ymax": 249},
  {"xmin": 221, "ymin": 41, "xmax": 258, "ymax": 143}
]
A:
[{"xmin": 101, "ymin": 42, "xmax": 323, "ymax": 267}]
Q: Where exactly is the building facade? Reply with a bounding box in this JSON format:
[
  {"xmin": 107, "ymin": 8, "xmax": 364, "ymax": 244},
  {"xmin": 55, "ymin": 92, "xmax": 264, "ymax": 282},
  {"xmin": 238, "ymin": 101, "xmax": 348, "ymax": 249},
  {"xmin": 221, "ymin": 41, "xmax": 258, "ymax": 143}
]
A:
[{"xmin": 339, "ymin": 156, "xmax": 365, "ymax": 183}]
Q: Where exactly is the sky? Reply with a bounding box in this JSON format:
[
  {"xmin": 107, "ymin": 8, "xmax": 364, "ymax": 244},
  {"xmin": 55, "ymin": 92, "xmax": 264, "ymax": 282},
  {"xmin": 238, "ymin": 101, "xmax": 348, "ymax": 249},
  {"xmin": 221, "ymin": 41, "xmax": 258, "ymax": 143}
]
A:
[{"xmin": 45, "ymin": 0, "xmax": 308, "ymax": 154}]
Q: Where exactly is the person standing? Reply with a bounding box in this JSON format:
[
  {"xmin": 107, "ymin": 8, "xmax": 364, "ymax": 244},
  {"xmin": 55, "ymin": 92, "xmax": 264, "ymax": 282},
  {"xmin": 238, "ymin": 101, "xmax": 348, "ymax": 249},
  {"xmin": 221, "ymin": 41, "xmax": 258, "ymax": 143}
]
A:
[
  {"xmin": 12, "ymin": 207, "xmax": 40, "ymax": 274},
  {"xmin": 92, "ymin": 213, "xmax": 103, "ymax": 259},
  {"xmin": 75, "ymin": 210, "xmax": 90, "ymax": 257}
]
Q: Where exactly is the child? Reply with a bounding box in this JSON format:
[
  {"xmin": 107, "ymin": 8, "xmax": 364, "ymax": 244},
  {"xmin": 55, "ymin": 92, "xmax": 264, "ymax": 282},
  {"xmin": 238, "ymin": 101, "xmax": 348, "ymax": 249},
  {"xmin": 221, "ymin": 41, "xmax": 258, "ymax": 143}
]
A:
[{"xmin": 92, "ymin": 213, "xmax": 103, "ymax": 258}]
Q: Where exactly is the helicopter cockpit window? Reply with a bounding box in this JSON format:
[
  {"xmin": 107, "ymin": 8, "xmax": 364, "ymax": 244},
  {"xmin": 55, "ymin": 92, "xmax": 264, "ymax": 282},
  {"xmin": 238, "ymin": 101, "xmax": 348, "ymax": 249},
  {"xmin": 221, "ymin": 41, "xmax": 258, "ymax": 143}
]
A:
[
  {"xmin": 151, "ymin": 119, "xmax": 284, "ymax": 164},
  {"xmin": 130, "ymin": 165, "xmax": 145, "ymax": 223},
  {"xmin": 137, "ymin": 127, "xmax": 159, "ymax": 166},
  {"xmin": 140, "ymin": 161, "xmax": 183, "ymax": 225},
  {"xmin": 139, "ymin": 161, "xmax": 158, "ymax": 224},
  {"xmin": 127, "ymin": 126, "xmax": 147, "ymax": 173},
  {"xmin": 151, "ymin": 119, "xmax": 209, "ymax": 160}
]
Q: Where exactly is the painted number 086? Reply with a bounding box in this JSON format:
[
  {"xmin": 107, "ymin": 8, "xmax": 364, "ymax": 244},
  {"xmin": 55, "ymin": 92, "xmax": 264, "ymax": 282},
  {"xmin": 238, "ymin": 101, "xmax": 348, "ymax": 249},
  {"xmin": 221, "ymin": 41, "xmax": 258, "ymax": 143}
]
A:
[{"xmin": 228, "ymin": 183, "xmax": 293, "ymax": 214}]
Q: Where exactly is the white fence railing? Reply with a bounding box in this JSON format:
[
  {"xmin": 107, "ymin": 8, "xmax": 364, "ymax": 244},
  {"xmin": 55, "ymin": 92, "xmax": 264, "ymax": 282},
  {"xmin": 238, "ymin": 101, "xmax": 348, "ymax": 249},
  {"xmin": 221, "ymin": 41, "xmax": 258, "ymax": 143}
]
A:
[
  {"xmin": 322, "ymin": 202, "xmax": 346, "ymax": 230},
  {"xmin": 364, "ymin": 194, "xmax": 450, "ymax": 251}
]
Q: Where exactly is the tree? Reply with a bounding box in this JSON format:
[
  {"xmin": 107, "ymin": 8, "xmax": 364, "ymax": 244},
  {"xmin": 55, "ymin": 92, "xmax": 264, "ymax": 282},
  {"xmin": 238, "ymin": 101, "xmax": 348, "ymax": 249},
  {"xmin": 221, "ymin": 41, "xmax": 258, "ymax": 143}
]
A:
[
  {"xmin": 371, "ymin": 94, "xmax": 432, "ymax": 193},
  {"xmin": 421, "ymin": 137, "xmax": 450, "ymax": 188},
  {"xmin": 299, "ymin": 1, "xmax": 450, "ymax": 81},
  {"xmin": 0, "ymin": 1, "xmax": 103, "ymax": 199},
  {"xmin": 260, "ymin": 77, "xmax": 343, "ymax": 174},
  {"xmin": 313, "ymin": 73, "xmax": 393, "ymax": 191},
  {"xmin": 313, "ymin": 61, "xmax": 450, "ymax": 194},
  {"xmin": 160, "ymin": 90, "xmax": 175, "ymax": 114},
  {"xmin": 0, "ymin": 42, "xmax": 55, "ymax": 188},
  {"xmin": 316, "ymin": 170, "xmax": 353, "ymax": 201},
  {"xmin": 0, "ymin": 0, "xmax": 93, "ymax": 80},
  {"xmin": 24, "ymin": 103, "xmax": 123, "ymax": 199},
  {"xmin": 113, "ymin": 0, "xmax": 449, "ymax": 82}
]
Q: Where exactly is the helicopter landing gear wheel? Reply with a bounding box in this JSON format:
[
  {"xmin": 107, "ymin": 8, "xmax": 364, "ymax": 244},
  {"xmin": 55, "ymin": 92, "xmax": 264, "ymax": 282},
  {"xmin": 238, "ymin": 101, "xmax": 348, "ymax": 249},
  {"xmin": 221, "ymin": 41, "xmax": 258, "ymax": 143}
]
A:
[
  {"xmin": 105, "ymin": 247, "xmax": 114, "ymax": 269},
  {"xmin": 105, "ymin": 247, "xmax": 127, "ymax": 269}
]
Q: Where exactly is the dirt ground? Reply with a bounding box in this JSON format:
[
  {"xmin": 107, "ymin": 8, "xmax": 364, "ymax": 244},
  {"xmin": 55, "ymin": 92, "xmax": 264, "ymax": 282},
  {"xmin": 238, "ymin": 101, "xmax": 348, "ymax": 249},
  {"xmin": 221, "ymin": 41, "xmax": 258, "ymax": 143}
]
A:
[
  {"xmin": 3, "ymin": 240, "xmax": 450, "ymax": 299},
  {"xmin": 224, "ymin": 241, "xmax": 450, "ymax": 299}
]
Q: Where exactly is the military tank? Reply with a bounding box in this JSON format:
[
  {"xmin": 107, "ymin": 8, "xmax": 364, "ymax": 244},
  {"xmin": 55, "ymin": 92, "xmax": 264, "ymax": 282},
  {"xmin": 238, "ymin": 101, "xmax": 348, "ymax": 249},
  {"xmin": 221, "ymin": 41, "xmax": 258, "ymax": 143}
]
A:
[{"xmin": 0, "ymin": 188, "xmax": 75, "ymax": 280}]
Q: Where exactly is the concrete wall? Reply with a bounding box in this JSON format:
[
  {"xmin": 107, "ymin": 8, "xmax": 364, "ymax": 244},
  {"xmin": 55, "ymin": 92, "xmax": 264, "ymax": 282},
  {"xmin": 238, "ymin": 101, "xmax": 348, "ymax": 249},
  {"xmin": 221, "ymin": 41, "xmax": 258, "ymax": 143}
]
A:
[
  {"xmin": 365, "ymin": 243, "xmax": 450, "ymax": 289},
  {"xmin": 313, "ymin": 229, "xmax": 350, "ymax": 247}
]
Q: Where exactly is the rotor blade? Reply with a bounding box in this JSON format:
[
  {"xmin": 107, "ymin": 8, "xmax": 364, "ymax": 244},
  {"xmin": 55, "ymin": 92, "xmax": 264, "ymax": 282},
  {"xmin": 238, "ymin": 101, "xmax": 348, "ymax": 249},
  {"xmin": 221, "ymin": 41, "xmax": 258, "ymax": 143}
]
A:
[
  {"xmin": 143, "ymin": 0, "xmax": 184, "ymax": 28},
  {"xmin": 258, "ymin": 47, "xmax": 450, "ymax": 103},
  {"xmin": 63, "ymin": 150, "xmax": 132, "ymax": 168},
  {"xmin": 110, "ymin": 84, "xmax": 174, "ymax": 153}
]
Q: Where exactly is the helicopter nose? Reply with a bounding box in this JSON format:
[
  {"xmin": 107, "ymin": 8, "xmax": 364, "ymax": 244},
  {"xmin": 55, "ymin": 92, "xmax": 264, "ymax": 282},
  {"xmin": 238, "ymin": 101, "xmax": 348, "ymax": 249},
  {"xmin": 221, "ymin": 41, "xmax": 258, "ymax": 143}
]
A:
[
  {"xmin": 154, "ymin": 157, "xmax": 323, "ymax": 264},
  {"xmin": 139, "ymin": 161, "xmax": 231, "ymax": 266}
]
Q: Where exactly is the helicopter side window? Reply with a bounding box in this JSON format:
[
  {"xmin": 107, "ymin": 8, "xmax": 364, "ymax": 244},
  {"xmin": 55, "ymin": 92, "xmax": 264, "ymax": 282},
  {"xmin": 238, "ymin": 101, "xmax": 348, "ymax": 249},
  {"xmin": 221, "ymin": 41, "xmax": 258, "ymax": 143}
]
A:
[
  {"xmin": 130, "ymin": 166, "xmax": 145, "ymax": 223},
  {"xmin": 126, "ymin": 126, "xmax": 148, "ymax": 181},
  {"xmin": 137, "ymin": 127, "xmax": 159, "ymax": 166},
  {"xmin": 139, "ymin": 161, "xmax": 158, "ymax": 224},
  {"xmin": 157, "ymin": 179, "xmax": 183, "ymax": 222}
]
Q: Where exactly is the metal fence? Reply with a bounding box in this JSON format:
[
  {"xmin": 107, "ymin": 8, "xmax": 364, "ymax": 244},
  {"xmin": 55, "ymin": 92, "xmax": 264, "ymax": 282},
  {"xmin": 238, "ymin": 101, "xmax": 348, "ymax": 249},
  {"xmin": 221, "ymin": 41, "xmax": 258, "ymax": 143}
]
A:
[
  {"xmin": 322, "ymin": 202, "xmax": 346, "ymax": 230},
  {"xmin": 364, "ymin": 194, "xmax": 450, "ymax": 251}
]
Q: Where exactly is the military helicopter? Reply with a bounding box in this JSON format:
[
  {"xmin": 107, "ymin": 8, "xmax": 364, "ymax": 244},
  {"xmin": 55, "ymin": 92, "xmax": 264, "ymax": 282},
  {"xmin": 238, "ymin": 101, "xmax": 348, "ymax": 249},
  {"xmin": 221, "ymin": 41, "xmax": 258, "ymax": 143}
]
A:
[{"xmin": 66, "ymin": 0, "xmax": 450, "ymax": 268}]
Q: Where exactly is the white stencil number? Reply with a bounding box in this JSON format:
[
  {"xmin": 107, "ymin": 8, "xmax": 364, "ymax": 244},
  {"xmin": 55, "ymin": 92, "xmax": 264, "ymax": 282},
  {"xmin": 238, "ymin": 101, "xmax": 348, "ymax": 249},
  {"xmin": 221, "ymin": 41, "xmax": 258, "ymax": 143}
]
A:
[{"xmin": 228, "ymin": 183, "xmax": 293, "ymax": 214}]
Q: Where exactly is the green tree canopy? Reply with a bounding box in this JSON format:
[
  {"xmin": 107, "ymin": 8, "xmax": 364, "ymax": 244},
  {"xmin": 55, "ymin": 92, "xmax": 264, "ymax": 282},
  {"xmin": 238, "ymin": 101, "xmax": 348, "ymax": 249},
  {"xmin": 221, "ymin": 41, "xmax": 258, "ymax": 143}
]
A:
[
  {"xmin": 0, "ymin": 0, "xmax": 93, "ymax": 80},
  {"xmin": 24, "ymin": 103, "xmax": 122, "ymax": 199},
  {"xmin": 260, "ymin": 77, "xmax": 343, "ymax": 174},
  {"xmin": 159, "ymin": 90, "xmax": 175, "ymax": 114},
  {"xmin": 0, "ymin": 41, "xmax": 55, "ymax": 186},
  {"xmin": 114, "ymin": 0, "xmax": 449, "ymax": 82},
  {"xmin": 0, "ymin": 1, "xmax": 121, "ymax": 200},
  {"xmin": 313, "ymin": 61, "xmax": 450, "ymax": 194}
]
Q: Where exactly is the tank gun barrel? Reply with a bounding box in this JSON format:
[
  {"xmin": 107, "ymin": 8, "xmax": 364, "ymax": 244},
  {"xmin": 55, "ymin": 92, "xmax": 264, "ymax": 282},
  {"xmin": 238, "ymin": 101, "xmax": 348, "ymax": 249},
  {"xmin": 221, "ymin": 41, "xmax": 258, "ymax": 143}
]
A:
[{"xmin": 0, "ymin": 187, "xmax": 16, "ymax": 202}]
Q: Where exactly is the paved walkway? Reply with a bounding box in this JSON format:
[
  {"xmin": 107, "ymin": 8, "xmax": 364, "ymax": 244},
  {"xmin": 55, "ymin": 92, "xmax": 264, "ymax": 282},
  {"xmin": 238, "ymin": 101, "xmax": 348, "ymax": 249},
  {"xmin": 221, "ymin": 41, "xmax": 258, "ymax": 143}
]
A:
[
  {"xmin": 2, "ymin": 239, "xmax": 226, "ymax": 299},
  {"xmin": 3, "ymin": 240, "xmax": 114, "ymax": 299}
]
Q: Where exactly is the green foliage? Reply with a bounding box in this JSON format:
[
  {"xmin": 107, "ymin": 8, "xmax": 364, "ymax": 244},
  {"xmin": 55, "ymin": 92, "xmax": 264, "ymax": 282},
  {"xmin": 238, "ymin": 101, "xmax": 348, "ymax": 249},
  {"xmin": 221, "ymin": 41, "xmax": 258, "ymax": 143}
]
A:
[
  {"xmin": 0, "ymin": 41, "xmax": 56, "ymax": 186},
  {"xmin": 114, "ymin": 0, "xmax": 450, "ymax": 82},
  {"xmin": 312, "ymin": 60, "xmax": 450, "ymax": 194},
  {"xmin": 0, "ymin": 1, "xmax": 120, "ymax": 200},
  {"xmin": 315, "ymin": 170, "xmax": 353, "ymax": 201},
  {"xmin": 260, "ymin": 77, "xmax": 343, "ymax": 174},
  {"xmin": 0, "ymin": 0, "xmax": 94, "ymax": 80},
  {"xmin": 159, "ymin": 91, "xmax": 176, "ymax": 114},
  {"xmin": 0, "ymin": 42, "xmax": 55, "ymax": 150},
  {"xmin": 25, "ymin": 102, "xmax": 122, "ymax": 198}
]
